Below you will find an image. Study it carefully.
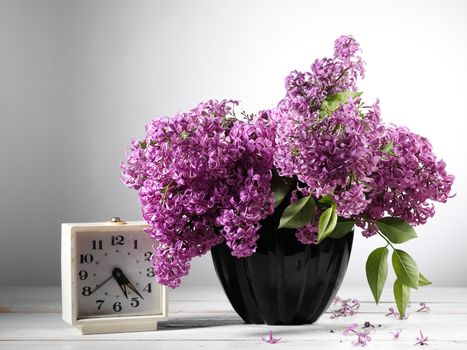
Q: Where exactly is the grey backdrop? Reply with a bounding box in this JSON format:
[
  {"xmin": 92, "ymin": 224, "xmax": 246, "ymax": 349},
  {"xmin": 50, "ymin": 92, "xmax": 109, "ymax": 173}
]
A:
[{"xmin": 1, "ymin": 0, "xmax": 466, "ymax": 287}]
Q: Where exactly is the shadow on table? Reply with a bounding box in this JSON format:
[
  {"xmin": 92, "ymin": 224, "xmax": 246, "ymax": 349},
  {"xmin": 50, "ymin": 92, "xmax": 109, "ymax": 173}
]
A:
[{"xmin": 158, "ymin": 316, "xmax": 245, "ymax": 330}]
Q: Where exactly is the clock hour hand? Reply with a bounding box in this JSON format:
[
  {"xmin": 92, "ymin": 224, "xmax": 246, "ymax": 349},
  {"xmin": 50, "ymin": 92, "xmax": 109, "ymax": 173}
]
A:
[{"xmin": 112, "ymin": 267, "xmax": 144, "ymax": 300}]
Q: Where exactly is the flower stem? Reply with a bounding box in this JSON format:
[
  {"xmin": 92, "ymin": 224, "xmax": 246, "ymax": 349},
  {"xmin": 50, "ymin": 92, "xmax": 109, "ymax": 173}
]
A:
[{"xmin": 377, "ymin": 231, "xmax": 395, "ymax": 250}]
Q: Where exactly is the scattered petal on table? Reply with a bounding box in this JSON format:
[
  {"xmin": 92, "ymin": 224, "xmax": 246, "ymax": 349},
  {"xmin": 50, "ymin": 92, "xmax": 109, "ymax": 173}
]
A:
[
  {"xmin": 330, "ymin": 297, "xmax": 360, "ymax": 318},
  {"xmin": 416, "ymin": 302, "xmax": 431, "ymax": 313},
  {"xmin": 390, "ymin": 329, "xmax": 402, "ymax": 339},
  {"xmin": 415, "ymin": 330, "xmax": 429, "ymax": 346},
  {"xmin": 386, "ymin": 307, "xmax": 409, "ymax": 319},
  {"xmin": 261, "ymin": 330, "xmax": 281, "ymax": 344}
]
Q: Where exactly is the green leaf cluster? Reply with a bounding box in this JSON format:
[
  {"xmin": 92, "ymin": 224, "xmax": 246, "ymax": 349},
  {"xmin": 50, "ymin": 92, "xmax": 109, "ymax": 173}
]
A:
[
  {"xmin": 365, "ymin": 217, "xmax": 432, "ymax": 318},
  {"xmin": 277, "ymin": 192, "xmax": 355, "ymax": 241}
]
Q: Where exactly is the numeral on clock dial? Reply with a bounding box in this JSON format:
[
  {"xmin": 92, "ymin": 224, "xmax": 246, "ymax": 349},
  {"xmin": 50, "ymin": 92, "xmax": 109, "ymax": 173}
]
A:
[
  {"xmin": 113, "ymin": 302, "xmax": 122, "ymax": 312},
  {"xmin": 143, "ymin": 283, "xmax": 152, "ymax": 293},
  {"xmin": 92, "ymin": 240, "xmax": 103, "ymax": 250},
  {"xmin": 79, "ymin": 270, "xmax": 88, "ymax": 280},
  {"xmin": 111, "ymin": 235, "xmax": 124, "ymax": 246},
  {"xmin": 144, "ymin": 252, "xmax": 152, "ymax": 261},
  {"xmin": 131, "ymin": 298, "xmax": 140, "ymax": 307},
  {"xmin": 96, "ymin": 300, "xmax": 105, "ymax": 310},
  {"xmin": 80, "ymin": 254, "xmax": 93, "ymax": 264}
]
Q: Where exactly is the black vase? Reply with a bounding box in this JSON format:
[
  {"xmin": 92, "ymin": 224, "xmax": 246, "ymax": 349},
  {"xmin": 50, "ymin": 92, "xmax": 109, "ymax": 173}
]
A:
[{"xmin": 211, "ymin": 198, "xmax": 354, "ymax": 325}]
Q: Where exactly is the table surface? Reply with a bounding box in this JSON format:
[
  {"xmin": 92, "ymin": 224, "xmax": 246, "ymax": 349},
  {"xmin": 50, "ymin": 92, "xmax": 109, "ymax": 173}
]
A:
[{"xmin": 0, "ymin": 286, "xmax": 466, "ymax": 349}]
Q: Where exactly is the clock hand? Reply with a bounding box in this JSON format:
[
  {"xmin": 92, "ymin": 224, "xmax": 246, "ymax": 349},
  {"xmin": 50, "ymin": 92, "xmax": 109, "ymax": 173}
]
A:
[
  {"xmin": 112, "ymin": 267, "xmax": 144, "ymax": 300},
  {"xmin": 123, "ymin": 278, "xmax": 144, "ymax": 300},
  {"xmin": 89, "ymin": 274, "xmax": 113, "ymax": 295},
  {"xmin": 112, "ymin": 267, "xmax": 129, "ymax": 299}
]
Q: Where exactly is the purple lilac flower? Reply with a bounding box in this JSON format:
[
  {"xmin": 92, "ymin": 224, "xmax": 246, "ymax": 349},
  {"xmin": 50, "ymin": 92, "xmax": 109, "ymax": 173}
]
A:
[
  {"xmin": 391, "ymin": 329, "xmax": 402, "ymax": 339},
  {"xmin": 295, "ymin": 222, "xmax": 318, "ymax": 244},
  {"xmin": 353, "ymin": 329, "xmax": 372, "ymax": 347},
  {"xmin": 122, "ymin": 100, "xmax": 275, "ymax": 287},
  {"xmin": 265, "ymin": 35, "xmax": 454, "ymax": 237},
  {"xmin": 361, "ymin": 126, "xmax": 454, "ymax": 231},
  {"xmin": 416, "ymin": 302, "xmax": 431, "ymax": 312},
  {"xmin": 415, "ymin": 330, "xmax": 429, "ymax": 346},
  {"xmin": 261, "ymin": 330, "xmax": 281, "ymax": 344},
  {"xmin": 343, "ymin": 323, "xmax": 358, "ymax": 336},
  {"xmin": 386, "ymin": 307, "xmax": 409, "ymax": 320},
  {"xmin": 386, "ymin": 307, "xmax": 398, "ymax": 318},
  {"xmin": 331, "ymin": 297, "xmax": 360, "ymax": 318},
  {"xmin": 343, "ymin": 323, "xmax": 372, "ymax": 347},
  {"xmin": 273, "ymin": 95, "xmax": 381, "ymax": 221}
]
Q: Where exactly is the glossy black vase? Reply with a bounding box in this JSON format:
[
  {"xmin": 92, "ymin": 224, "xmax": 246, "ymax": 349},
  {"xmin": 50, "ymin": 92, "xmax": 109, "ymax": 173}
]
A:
[{"xmin": 211, "ymin": 201, "xmax": 354, "ymax": 325}]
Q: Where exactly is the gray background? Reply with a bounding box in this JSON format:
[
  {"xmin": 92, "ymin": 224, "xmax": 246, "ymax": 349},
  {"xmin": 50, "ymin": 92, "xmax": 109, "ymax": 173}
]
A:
[{"xmin": 1, "ymin": 0, "xmax": 466, "ymax": 288}]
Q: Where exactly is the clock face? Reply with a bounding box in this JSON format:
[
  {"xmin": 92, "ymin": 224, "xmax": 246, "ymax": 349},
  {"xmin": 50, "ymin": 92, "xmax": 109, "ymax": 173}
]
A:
[{"xmin": 75, "ymin": 230, "xmax": 162, "ymax": 319}]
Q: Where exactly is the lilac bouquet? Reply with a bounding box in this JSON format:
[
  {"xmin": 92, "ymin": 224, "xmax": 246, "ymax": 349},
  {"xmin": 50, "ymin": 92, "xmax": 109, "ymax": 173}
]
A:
[{"xmin": 122, "ymin": 36, "xmax": 454, "ymax": 317}]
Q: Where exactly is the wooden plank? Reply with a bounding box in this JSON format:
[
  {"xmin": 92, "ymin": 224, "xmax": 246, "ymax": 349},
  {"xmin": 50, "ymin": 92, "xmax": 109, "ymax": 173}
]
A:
[
  {"xmin": 1, "ymin": 312, "xmax": 467, "ymax": 341},
  {"xmin": 169, "ymin": 286, "xmax": 467, "ymax": 303},
  {"xmin": 1, "ymin": 286, "xmax": 467, "ymax": 349},
  {"xmin": 1, "ymin": 287, "xmax": 467, "ymax": 315},
  {"xmin": 0, "ymin": 340, "xmax": 466, "ymax": 350},
  {"xmin": 170, "ymin": 300, "xmax": 467, "ymax": 315},
  {"xmin": 0, "ymin": 287, "xmax": 61, "ymax": 313}
]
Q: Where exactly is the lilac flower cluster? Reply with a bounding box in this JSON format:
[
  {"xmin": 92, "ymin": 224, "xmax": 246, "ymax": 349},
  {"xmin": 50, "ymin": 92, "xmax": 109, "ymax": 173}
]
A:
[
  {"xmin": 122, "ymin": 100, "xmax": 275, "ymax": 287},
  {"xmin": 268, "ymin": 35, "xmax": 454, "ymax": 238},
  {"xmin": 363, "ymin": 126, "xmax": 454, "ymax": 232}
]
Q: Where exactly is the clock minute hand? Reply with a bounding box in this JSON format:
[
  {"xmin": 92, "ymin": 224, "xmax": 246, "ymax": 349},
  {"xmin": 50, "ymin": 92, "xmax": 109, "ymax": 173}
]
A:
[
  {"xmin": 124, "ymin": 279, "xmax": 144, "ymax": 300},
  {"xmin": 90, "ymin": 274, "xmax": 113, "ymax": 295},
  {"xmin": 112, "ymin": 267, "xmax": 144, "ymax": 300}
]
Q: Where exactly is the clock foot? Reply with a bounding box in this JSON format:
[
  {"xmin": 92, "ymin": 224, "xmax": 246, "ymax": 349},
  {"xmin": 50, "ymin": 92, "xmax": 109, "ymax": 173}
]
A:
[{"xmin": 78, "ymin": 319, "xmax": 158, "ymax": 335}]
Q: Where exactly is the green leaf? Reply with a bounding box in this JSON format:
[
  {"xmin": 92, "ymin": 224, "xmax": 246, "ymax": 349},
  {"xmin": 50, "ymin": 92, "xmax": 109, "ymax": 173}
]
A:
[
  {"xmin": 381, "ymin": 140, "xmax": 393, "ymax": 153},
  {"xmin": 317, "ymin": 206, "xmax": 338, "ymax": 242},
  {"xmin": 381, "ymin": 140, "xmax": 396, "ymax": 156},
  {"xmin": 418, "ymin": 273, "xmax": 432, "ymax": 287},
  {"xmin": 139, "ymin": 140, "xmax": 147, "ymax": 149},
  {"xmin": 328, "ymin": 219, "xmax": 355, "ymax": 239},
  {"xmin": 318, "ymin": 194, "xmax": 335, "ymax": 206},
  {"xmin": 278, "ymin": 195, "xmax": 316, "ymax": 229},
  {"xmin": 270, "ymin": 170, "xmax": 292, "ymax": 208},
  {"xmin": 366, "ymin": 247, "xmax": 389, "ymax": 304},
  {"xmin": 377, "ymin": 217, "xmax": 417, "ymax": 244},
  {"xmin": 392, "ymin": 249, "xmax": 419, "ymax": 289},
  {"xmin": 393, "ymin": 279, "xmax": 411, "ymax": 318},
  {"xmin": 319, "ymin": 91, "xmax": 363, "ymax": 118}
]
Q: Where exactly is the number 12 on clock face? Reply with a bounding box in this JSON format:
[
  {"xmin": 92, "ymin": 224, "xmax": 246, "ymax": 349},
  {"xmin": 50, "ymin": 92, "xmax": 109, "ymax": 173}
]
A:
[{"xmin": 61, "ymin": 220, "xmax": 168, "ymax": 334}]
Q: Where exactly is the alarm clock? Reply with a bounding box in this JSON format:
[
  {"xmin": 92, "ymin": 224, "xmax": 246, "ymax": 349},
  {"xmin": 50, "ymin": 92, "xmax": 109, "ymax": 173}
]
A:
[{"xmin": 61, "ymin": 217, "xmax": 168, "ymax": 334}]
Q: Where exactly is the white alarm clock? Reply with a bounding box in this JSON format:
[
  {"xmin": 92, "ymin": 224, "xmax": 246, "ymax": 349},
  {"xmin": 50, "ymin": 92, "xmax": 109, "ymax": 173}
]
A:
[{"xmin": 61, "ymin": 217, "xmax": 168, "ymax": 334}]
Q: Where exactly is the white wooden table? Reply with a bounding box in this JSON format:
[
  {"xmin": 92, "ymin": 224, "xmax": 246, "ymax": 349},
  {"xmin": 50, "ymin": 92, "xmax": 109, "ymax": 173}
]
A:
[{"xmin": 0, "ymin": 286, "xmax": 466, "ymax": 349}]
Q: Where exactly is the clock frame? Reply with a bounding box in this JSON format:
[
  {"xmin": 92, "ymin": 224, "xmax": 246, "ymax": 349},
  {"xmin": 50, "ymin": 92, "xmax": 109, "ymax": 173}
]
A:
[{"xmin": 61, "ymin": 219, "xmax": 168, "ymax": 334}]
